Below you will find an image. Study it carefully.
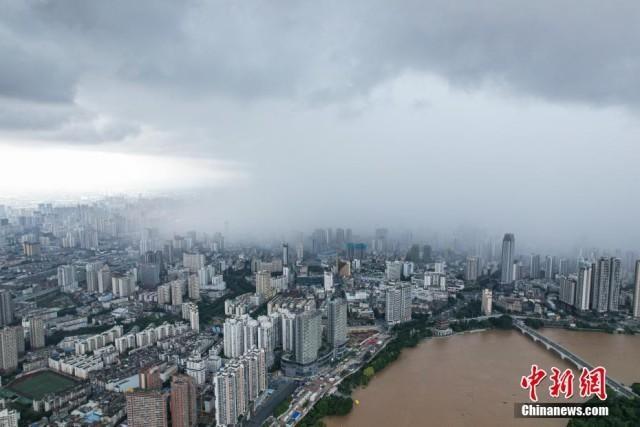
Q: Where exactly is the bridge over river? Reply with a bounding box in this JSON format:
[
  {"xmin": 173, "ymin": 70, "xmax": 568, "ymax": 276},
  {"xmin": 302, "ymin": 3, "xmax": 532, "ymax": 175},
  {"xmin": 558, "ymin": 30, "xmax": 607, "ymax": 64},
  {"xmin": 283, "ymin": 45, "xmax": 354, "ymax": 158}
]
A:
[{"xmin": 514, "ymin": 321, "xmax": 636, "ymax": 399}]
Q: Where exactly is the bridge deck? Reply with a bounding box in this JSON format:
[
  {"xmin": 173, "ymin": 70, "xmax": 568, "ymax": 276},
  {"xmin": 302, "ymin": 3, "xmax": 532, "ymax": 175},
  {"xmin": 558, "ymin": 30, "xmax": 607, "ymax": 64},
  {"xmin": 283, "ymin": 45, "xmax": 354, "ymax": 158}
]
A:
[{"xmin": 514, "ymin": 322, "xmax": 636, "ymax": 399}]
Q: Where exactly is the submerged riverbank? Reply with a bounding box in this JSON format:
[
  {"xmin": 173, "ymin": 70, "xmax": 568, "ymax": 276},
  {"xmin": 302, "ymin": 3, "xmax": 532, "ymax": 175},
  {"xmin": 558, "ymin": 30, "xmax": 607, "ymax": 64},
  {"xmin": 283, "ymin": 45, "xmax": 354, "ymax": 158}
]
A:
[
  {"xmin": 317, "ymin": 325, "xmax": 640, "ymax": 427},
  {"xmin": 298, "ymin": 315, "xmax": 514, "ymax": 427}
]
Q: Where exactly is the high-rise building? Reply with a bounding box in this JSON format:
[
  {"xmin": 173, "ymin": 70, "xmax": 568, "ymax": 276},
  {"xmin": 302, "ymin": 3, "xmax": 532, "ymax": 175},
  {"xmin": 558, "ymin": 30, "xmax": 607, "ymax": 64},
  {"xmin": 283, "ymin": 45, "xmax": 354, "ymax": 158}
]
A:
[
  {"xmin": 385, "ymin": 261, "xmax": 403, "ymax": 281},
  {"xmin": 0, "ymin": 290, "xmax": 14, "ymax": 327},
  {"xmin": 589, "ymin": 257, "xmax": 622, "ymax": 313},
  {"xmin": 545, "ymin": 256, "xmax": 554, "ymax": 280},
  {"xmin": 592, "ymin": 257, "xmax": 611, "ymax": 313},
  {"xmin": 213, "ymin": 348, "xmax": 267, "ymax": 426},
  {"xmin": 282, "ymin": 243, "xmax": 289, "ymax": 267},
  {"xmin": 634, "ymin": 260, "xmax": 640, "ymax": 318},
  {"xmin": 558, "ymin": 258, "xmax": 569, "ymax": 276},
  {"xmin": 608, "ymin": 257, "xmax": 621, "ymax": 312},
  {"xmin": 29, "ymin": 317, "xmax": 45, "ymax": 349},
  {"xmin": 529, "ymin": 254, "xmax": 540, "ymax": 279},
  {"xmin": 140, "ymin": 365, "xmax": 163, "ymax": 389},
  {"xmin": 187, "ymin": 275, "xmax": 200, "ymax": 301},
  {"xmin": 465, "ymin": 257, "xmax": 479, "ymax": 281},
  {"xmin": 198, "ymin": 265, "xmax": 216, "ymax": 287},
  {"xmin": 85, "ymin": 262, "xmax": 102, "ymax": 293},
  {"xmin": 327, "ymin": 298, "xmax": 347, "ymax": 349},
  {"xmin": 243, "ymin": 318, "xmax": 259, "ymax": 354},
  {"xmin": 171, "ymin": 280, "xmax": 184, "ymax": 306},
  {"xmin": 294, "ymin": 310, "xmax": 321, "ymax": 365},
  {"xmin": 558, "ymin": 276, "xmax": 576, "ymax": 306},
  {"xmin": 112, "ymin": 273, "xmax": 135, "ymax": 298},
  {"xmin": 139, "ymin": 263, "xmax": 161, "ymax": 288},
  {"xmin": 126, "ymin": 389, "xmax": 169, "ymax": 427},
  {"xmin": 281, "ymin": 311, "xmax": 296, "ymax": 354},
  {"xmin": 0, "ymin": 326, "xmax": 19, "ymax": 372},
  {"xmin": 182, "ymin": 303, "xmax": 200, "ymax": 333},
  {"xmin": 170, "ymin": 374, "xmax": 197, "ymax": 427},
  {"xmin": 223, "ymin": 318, "xmax": 244, "ymax": 358},
  {"xmin": 481, "ymin": 289, "xmax": 492, "ymax": 316},
  {"xmin": 240, "ymin": 348, "xmax": 267, "ymax": 404},
  {"xmin": 185, "ymin": 353, "xmax": 206, "ymax": 386},
  {"xmin": 257, "ymin": 316, "xmax": 274, "ymax": 366},
  {"xmin": 214, "ymin": 362, "xmax": 245, "ymax": 426},
  {"xmin": 182, "ymin": 253, "xmax": 205, "ymax": 273},
  {"xmin": 57, "ymin": 265, "xmax": 78, "ymax": 292},
  {"xmin": 500, "ymin": 234, "xmax": 515, "ymax": 284},
  {"xmin": 323, "ymin": 271, "xmax": 334, "ymax": 292},
  {"xmin": 97, "ymin": 264, "xmax": 111, "ymax": 294},
  {"xmin": 255, "ymin": 270, "xmax": 274, "ymax": 300},
  {"xmin": 0, "ymin": 408, "xmax": 20, "ymax": 427},
  {"xmin": 575, "ymin": 264, "xmax": 592, "ymax": 311},
  {"xmin": 385, "ymin": 283, "xmax": 412, "ymax": 325},
  {"xmin": 296, "ymin": 242, "xmax": 304, "ymax": 261}
]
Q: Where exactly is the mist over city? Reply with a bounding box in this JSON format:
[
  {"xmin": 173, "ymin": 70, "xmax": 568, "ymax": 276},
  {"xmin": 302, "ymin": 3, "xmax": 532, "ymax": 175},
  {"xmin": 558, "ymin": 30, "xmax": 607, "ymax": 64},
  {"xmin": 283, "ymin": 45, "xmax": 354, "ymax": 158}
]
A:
[
  {"xmin": 2, "ymin": 1, "xmax": 640, "ymax": 250},
  {"xmin": 1, "ymin": 2, "xmax": 640, "ymax": 427}
]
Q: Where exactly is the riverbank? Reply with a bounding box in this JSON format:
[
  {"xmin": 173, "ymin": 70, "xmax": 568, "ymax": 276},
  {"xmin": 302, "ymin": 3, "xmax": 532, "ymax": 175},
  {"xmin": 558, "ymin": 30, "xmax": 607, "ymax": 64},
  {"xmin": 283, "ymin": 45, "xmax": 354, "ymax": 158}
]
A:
[{"xmin": 298, "ymin": 315, "xmax": 514, "ymax": 427}]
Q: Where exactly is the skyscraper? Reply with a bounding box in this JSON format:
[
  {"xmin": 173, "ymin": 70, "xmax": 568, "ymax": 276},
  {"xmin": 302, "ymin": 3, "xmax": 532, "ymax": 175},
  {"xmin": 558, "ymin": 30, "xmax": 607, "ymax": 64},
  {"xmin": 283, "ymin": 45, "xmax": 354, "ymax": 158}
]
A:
[
  {"xmin": 593, "ymin": 257, "xmax": 611, "ymax": 313},
  {"xmin": 255, "ymin": 271, "xmax": 274, "ymax": 300},
  {"xmin": 126, "ymin": 389, "xmax": 169, "ymax": 427},
  {"xmin": 257, "ymin": 316, "xmax": 275, "ymax": 366},
  {"xmin": 0, "ymin": 290, "xmax": 14, "ymax": 327},
  {"xmin": 85, "ymin": 262, "xmax": 102, "ymax": 293},
  {"xmin": 465, "ymin": 257, "xmax": 479, "ymax": 281},
  {"xmin": 0, "ymin": 326, "xmax": 19, "ymax": 372},
  {"xmin": 97, "ymin": 264, "xmax": 111, "ymax": 294},
  {"xmin": 171, "ymin": 280, "xmax": 184, "ymax": 306},
  {"xmin": 239, "ymin": 348, "xmax": 267, "ymax": 404},
  {"xmin": 558, "ymin": 276, "xmax": 576, "ymax": 306},
  {"xmin": 608, "ymin": 257, "xmax": 622, "ymax": 312},
  {"xmin": 385, "ymin": 283, "xmax": 412, "ymax": 325},
  {"xmin": 29, "ymin": 317, "xmax": 45, "ymax": 349},
  {"xmin": 323, "ymin": 271, "xmax": 334, "ymax": 292},
  {"xmin": 481, "ymin": 288, "xmax": 492, "ymax": 316},
  {"xmin": 183, "ymin": 354, "xmax": 204, "ymax": 387},
  {"xmin": 282, "ymin": 243, "xmax": 289, "ymax": 267},
  {"xmin": 633, "ymin": 260, "xmax": 640, "ymax": 318},
  {"xmin": 223, "ymin": 317, "xmax": 244, "ymax": 358},
  {"xmin": 213, "ymin": 348, "xmax": 267, "ymax": 426},
  {"xmin": 500, "ymin": 234, "xmax": 515, "ymax": 284},
  {"xmin": 529, "ymin": 254, "xmax": 540, "ymax": 279},
  {"xmin": 558, "ymin": 258, "xmax": 569, "ymax": 276},
  {"xmin": 57, "ymin": 265, "xmax": 78, "ymax": 292},
  {"xmin": 0, "ymin": 408, "xmax": 20, "ymax": 427},
  {"xmin": 545, "ymin": 256, "xmax": 554, "ymax": 280},
  {"xmin": 575, "ymin": 264, "xmax": 592, "ymax": 311},
  {"xmin": 294, "ymin": 310, "xmax": 322, "ymax": 365},
  {"xmin": 214, "ymin": 362, "xmax": 245, "ymax": 426},
  {"xmin": 170, "ymin": 374, "xmax": 197, "ymax": 427},
  {"xmin": 327, "ymin": 298, "xmax": 347, "ymax": 351},
  {"xmin": 140, "ymin": 365, "xmax": 163, "ymax": 389}
]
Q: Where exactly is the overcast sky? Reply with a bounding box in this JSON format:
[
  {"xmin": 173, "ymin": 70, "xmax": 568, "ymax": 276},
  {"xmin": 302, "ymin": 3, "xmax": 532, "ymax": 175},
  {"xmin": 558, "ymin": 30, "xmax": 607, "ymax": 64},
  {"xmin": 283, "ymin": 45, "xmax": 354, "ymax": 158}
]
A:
[{"xmin": 1, "ymin": 1, "xmax": 640, "ymax": 249}]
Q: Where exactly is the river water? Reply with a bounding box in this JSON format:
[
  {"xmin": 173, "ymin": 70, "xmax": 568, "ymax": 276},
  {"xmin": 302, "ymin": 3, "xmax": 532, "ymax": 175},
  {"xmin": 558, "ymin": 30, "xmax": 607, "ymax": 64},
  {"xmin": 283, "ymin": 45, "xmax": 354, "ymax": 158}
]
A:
[{"xmin": 325, "ymin": 328, "xmax": 640, "ymax": 427}]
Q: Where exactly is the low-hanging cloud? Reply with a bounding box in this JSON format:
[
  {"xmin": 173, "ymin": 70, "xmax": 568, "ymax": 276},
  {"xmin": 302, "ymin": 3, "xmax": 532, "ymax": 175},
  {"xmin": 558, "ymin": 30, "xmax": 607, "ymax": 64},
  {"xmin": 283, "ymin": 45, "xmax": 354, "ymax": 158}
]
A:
[{"xmin": 1, "ymin": 1, "xmax": 640, "ymax": 251}]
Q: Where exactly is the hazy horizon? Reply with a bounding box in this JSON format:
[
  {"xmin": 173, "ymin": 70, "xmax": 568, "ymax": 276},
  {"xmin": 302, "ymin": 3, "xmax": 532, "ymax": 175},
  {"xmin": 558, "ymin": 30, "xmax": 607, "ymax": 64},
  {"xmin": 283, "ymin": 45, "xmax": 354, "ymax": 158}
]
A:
[{"xmin": 2, "ymin": 1, "xmax": 640, "ymax": 250}]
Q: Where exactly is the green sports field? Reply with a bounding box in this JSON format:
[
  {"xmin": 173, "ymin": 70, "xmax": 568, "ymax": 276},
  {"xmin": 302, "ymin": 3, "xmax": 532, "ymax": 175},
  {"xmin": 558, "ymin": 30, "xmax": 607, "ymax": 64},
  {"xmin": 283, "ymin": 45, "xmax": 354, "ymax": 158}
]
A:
[{"xmin": 6, "ymin": 370, "xmax": 79, "ymax": 400}]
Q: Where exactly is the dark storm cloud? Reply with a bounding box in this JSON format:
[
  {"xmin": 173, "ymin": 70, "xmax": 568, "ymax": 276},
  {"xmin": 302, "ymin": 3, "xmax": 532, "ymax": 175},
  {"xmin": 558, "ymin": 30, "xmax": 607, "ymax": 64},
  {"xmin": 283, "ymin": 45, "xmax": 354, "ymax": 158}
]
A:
[
  {"xmin": 2, "ymin": 0, "xmax": 640, "ymax": 114},
  {"xmin": 2, "ymin": 0, "xmax": 640, "ymax": 250}
]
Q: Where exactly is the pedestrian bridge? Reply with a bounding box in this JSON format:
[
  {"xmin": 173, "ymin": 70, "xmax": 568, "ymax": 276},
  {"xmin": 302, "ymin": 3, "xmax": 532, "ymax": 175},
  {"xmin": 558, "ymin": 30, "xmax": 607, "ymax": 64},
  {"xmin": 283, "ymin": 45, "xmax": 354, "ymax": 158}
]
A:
[{"xmin": 514, "ymin": 321, "xmax": 636, "ymax": 399}]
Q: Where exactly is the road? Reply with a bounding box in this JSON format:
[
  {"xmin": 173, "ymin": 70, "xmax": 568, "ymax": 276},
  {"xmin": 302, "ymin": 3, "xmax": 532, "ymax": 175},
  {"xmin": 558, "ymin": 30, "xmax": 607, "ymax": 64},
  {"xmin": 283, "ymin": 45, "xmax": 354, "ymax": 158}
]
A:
[
  {"xmin": 274, "ymin": 330, "xmax": 392, "ymax": 426},
  {"xmin": 246, "ymin": 378, "xmax": 298, "ymax": 427}
]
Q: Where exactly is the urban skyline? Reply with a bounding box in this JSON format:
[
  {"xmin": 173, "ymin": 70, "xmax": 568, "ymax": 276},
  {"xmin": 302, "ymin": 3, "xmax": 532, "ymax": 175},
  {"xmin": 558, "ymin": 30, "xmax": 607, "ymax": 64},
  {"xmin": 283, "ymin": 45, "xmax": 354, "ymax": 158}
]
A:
[{"xmin": 2, "ymin": 2, "xmax": 640, "ymax": 426}]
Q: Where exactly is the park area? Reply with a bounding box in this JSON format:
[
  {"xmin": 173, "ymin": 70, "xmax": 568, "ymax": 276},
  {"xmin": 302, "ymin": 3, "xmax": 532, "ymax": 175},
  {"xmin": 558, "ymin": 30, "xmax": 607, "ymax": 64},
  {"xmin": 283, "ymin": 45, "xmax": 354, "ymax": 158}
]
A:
[{"xmin": 6, "ymin": 370, "xmax": 78, "ymax": 400}]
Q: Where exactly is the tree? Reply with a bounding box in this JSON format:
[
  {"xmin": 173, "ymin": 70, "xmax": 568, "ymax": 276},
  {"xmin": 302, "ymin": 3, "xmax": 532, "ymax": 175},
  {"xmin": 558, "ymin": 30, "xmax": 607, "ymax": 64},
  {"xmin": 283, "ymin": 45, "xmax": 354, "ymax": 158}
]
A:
[{"xmin": 363, "ymin": 366, "xmax": 375, "ymax": 380}]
